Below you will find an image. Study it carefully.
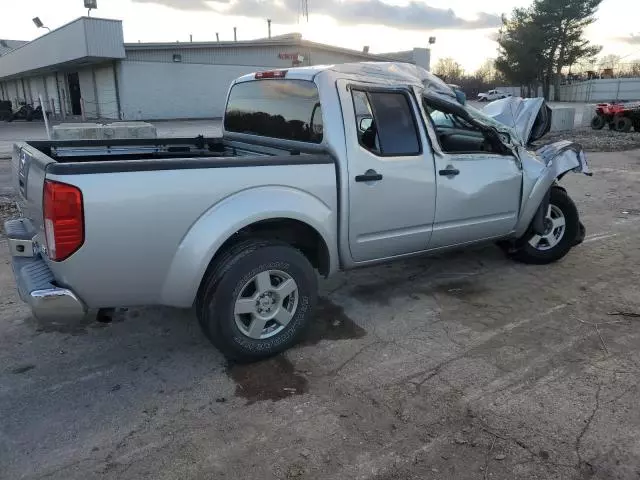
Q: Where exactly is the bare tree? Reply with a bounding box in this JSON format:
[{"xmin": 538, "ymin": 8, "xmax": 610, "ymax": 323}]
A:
[
  {"xmin": 475, "ymin": 59, "xmax": 500, "ymax": 84},
  {"xmin": 598, "ymin": 54, "xmax": 621, "ymax": 70},
  {"xmin": 434, "ymin": 58, "xmax": 464, "ymax": 83}
]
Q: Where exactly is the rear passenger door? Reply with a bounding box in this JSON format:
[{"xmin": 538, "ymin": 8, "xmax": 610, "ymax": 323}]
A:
[{"xmin": 337, "ymin": 80, "xmax": 437, "ymax": 263}]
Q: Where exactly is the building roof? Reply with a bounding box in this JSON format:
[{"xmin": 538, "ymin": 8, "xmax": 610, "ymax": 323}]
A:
[
  {"xmin": 124, "ymin": 33, "xmax": 395, "ymax": 61},
  {"xmin": 0, "ymin": 40, "xmax": 27, "ymax": 56}
]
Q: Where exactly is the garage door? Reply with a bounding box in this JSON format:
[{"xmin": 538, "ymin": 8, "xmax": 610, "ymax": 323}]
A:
[
  {"xmin": 28, "ymin": 77, "xmax": 46, "ymax": 107},
  {"xmin": 18, "ymin": 80, "xmax": 27, "ymax": 103},
  {"xmin": 45, "ymin": 75, "xmax": 59, "ymax": 115},
  {"xmin": 94, "ymin": 64, "xmax": 119, "ymax": 119}
]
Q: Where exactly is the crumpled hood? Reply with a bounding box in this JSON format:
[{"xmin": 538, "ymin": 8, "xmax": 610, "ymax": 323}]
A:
[
  {"xmin": 536, "ymin": 140, "xmax": 592, "ymax": 176},
  {"xmin": 482, "ymin": 97, "xmax": 552, "ymax": 145}
]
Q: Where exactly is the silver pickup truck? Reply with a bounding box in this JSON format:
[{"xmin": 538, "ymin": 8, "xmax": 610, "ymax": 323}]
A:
[{"xmin": 7, "ymin": 62, "xmax": 590, "ymax": 362}]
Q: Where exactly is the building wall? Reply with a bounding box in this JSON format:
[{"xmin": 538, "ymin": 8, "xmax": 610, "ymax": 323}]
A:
[
  {"xmin": 117, "ymin": 60, "xmax": 271, "ymax": 119},
  {"xmin": 412, "ymin": 48, "xmax": 431, "ymax": 71},
  {"xmin": 124, "ymin": 43, "xmax": 372, "ymax": 69},
  {"xmin": 117, "ymin": 44, "xmax": 377, "ymax": 119}
]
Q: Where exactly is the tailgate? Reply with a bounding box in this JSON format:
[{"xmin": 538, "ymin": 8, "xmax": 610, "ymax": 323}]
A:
[{"xmin": 12, "ymin": 142, "xmax": 55, "ymax": 234}]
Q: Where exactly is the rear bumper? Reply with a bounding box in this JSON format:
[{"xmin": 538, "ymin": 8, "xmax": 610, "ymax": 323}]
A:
[{"xmin": 5, "ymin": 219, "xmax": 86, "ymax": 323}]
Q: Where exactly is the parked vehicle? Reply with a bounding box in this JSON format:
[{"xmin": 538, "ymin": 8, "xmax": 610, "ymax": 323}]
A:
[
  {"xmin": 7, "ymin": 62, "xmax": 590, "ymax": 362},
  {"xmin": 590, "ymin": 101, "xmax": 640, "ymax": 132},
  {"xmin": 477, "ymin": 89, "xmax": 512, "ymax": 102}
]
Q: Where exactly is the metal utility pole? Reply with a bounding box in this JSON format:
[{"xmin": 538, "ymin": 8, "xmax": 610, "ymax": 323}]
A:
[{"xmin": 299, "ymin": 0, "xmax": 309, "ymax": 22}]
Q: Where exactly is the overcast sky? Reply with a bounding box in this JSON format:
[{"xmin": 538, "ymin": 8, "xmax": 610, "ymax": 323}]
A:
[{"xmin": 2, "ymin": 0, "xmax": 639, "ymax": 71}]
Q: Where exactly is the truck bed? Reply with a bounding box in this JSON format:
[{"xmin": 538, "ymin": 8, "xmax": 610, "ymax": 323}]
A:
[
  {"xmin": 12, "ymin": 135, "xmax": 337, "ymax": 310},
  {"xmin": 26, "ymin": 135, "xmax": 328, "ymax": 164}
]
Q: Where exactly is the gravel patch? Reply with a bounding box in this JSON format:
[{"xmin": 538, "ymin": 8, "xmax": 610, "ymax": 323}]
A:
[
  {"xmin": 535, "ymin": 127, "xmax": 640, "ymax": 152},
  {"xmin": 0, "ymin": 196, "xmax": 18, "ymax": 232}
]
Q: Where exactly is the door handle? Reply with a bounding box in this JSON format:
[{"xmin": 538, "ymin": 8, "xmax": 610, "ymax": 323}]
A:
[
  {"xmin": 439, "ymin": 167, "xmax": 460, "ymax": 177},
  {"xmin": 355, "ymin": 170, "xmax": 383, "ymax": 182}
]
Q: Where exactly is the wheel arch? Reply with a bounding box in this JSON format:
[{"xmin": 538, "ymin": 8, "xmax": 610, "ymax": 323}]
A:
[
  {"xmin": 160, "ymin": 186, "xmax": 338, "ymax": 308},
  {"xmin": 517, "ymin": 173, "xmax": 579, "ymax": 237}
]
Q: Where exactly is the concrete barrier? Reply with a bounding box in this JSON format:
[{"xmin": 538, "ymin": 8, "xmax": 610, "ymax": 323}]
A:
[
  {"xmin": 549, "ymin": 106, "xmax": 575, "ymax": 132},
  {"xmin": 579, "ymin": 104, "xmax": 598, "ymax": 128},
  {"xmin": 52, "ymin": 122, "xmax": 157, "ymax": 141}
]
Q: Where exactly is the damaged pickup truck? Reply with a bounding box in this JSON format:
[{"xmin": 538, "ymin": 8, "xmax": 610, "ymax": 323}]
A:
[{"xmin": 7, "ymin": 62, "xmax": 590, "ymax": 362}]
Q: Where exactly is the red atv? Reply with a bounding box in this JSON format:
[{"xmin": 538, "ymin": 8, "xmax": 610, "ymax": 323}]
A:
[{"xmin": 591, "ymin": 101, "xmax": 640, "ymax": 132}]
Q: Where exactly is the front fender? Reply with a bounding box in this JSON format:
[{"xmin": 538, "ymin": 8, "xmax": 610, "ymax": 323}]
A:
[
  {"xmin": 515, "ymin": 141, "xmax": 591, "ymax": 237},
  {"xmin": 160, "ymin": 186, "xmax": 337, "ymax": 307}
]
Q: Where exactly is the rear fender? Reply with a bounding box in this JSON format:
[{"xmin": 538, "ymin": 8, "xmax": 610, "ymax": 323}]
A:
[
  {"xmin": 160, "ymin": 186, "xmax": 337, "ymax": 308},
  {"xmin": 515, "ymin": 141, "xmax": 591, "ymax": 238}
]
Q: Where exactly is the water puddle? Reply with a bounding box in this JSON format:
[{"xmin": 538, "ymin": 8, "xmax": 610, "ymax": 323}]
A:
[
  {"xmin": 227, "ymin": 355, "xmax": 308, "ymax": 404},
  {"xmin": 303, "ymin": 297, "xmax": 366, "ymax": 345},
  {"xmin": 228, "ymin": 297, "xmax": 366, "ymax": 404}
]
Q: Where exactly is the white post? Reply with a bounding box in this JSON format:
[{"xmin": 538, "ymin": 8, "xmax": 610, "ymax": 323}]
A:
[
  {"xmin": 39, "ymin": 94, "xmax": 51, "ymax": 139},
  {"xmin": 81, "ymin": 98, "xmax": 86, "ymax": 121}
]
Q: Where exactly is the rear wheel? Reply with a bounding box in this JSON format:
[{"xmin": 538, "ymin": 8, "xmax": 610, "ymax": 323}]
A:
[
  {"xmin": 511, "ymin": 188, "xmax": 579, "ymax": 265},
  {"xmin": 196, "ymin": 239, "xmax": 318, "ymax": 363},
  {"xmin": 590, "ymin": 115, "xmax": 605, "ymax": 130},
  {"xmin": 615, "ymin": 116, "xmax": 632, "ymax": 133}
]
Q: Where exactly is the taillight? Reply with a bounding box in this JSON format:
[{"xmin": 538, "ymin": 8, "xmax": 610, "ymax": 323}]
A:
[
  {"xmin": 43, "ymin": 180, "xmax": 84, "ymax": 261},
  {"xmin": 255, "ymin": 70, "xmax": 287, "ymax": 79}
]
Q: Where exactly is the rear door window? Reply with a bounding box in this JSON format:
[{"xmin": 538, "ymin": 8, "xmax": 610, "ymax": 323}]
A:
[{"xmin": 224, "ymin": 79, "xmax": 323, "ymax": 143}]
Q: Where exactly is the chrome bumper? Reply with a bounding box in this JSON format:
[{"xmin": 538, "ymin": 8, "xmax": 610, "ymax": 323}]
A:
[{"xmin": 5, "ymin": 219, "xmax": 86, "ymax": 323}]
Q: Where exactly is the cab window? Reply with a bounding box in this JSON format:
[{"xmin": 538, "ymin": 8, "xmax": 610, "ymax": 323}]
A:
[
  {"xmin": 225, "ymin": 79, "xmax": 323, "ymax": 143},
  {"xmin": 351, "ymin": 89, "xmax": 421, "ymax": 156}
]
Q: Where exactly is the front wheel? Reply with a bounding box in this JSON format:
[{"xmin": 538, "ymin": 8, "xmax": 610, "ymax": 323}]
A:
[
  {"xmin": 511, "ymin": 188, "xmax": 580, "ymax": 265},
  {"xmin": 196, "ymin": 239, "xmax": 318, "ymax": 362}
]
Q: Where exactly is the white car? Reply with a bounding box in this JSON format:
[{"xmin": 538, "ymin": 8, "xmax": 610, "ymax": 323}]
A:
[{"xmin": 478, "ymin": 89, "xmax": 511, "ymax": 102}]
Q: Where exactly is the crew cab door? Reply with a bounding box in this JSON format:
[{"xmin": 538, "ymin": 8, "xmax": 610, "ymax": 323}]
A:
[
  {"xmin": 422, "ymin": 97, "xmax": 522, "ymax": 248},
  {"xmin": 337, "ymin": 80, "xmax": 436, "ymax": 262}
]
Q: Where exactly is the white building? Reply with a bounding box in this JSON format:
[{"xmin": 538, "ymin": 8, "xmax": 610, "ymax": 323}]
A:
[{"xmin": 0, "ymin": 17, "xmax": 430, "ymax": 120}]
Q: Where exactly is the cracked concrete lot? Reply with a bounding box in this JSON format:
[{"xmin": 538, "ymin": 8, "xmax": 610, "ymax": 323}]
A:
[{"xmin": 1, "ymin": 132, "xmax": 640, "ymax": 478}]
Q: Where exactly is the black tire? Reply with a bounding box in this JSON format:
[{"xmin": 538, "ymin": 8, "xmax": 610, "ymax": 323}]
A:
[
  {"xmin": 590, "ymin": 115, "xmax": 605, "ymax": 130},
  {"xmin": 196, "ymin": 239, "xmax": 318, "ymax": 363},
  {"xmin": 511, "ymin": 188, "xmax": 580, "ymax": 265},
  {"xmin": 615, "ymin": 116, "xmax": 632, "ymax": 133}
]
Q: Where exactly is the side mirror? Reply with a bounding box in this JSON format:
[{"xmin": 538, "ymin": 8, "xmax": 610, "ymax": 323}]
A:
[{"xmin": 359, "ymin": 117, "xmax": 373, "ymax": 131}]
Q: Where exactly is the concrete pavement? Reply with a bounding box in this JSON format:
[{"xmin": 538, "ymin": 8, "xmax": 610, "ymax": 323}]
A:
[{"xmin": 1, "ymin": 143, "xmax": 640, "ymax": 478}]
